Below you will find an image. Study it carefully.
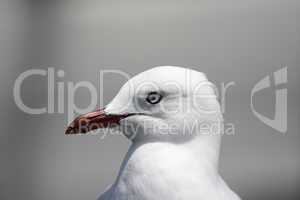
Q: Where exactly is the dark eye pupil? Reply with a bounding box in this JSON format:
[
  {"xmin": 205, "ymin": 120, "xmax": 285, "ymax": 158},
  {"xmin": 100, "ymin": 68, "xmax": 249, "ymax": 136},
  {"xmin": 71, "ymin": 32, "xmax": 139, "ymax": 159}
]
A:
[
  {"xmin": 150, "ymin": 96, "xmax": 157, "ymax": 100},
  {"xmin": 146, "ymin": 92, "xmax": 162, "ymax": 104}
]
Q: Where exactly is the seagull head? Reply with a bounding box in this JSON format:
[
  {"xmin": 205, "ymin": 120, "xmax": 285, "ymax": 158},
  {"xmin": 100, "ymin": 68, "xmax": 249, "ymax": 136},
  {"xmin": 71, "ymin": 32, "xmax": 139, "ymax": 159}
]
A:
[{"xmin": 65, "ymin": 66, "xmax": 222, "ymax": 143}]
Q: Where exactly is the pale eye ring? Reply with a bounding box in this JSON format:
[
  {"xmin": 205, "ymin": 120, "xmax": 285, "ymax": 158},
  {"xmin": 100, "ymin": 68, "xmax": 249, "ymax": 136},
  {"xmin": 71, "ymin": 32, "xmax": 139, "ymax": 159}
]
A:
[{"xmin": 146, "ymin": 92, "xmax": 163, "ymax": 104}]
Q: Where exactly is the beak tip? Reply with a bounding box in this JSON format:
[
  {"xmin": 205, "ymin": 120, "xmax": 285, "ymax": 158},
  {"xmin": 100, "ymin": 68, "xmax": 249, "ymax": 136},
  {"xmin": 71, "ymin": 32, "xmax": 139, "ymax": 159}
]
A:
[
  {"xmin": 65, "ymin": 121, "xmax": 79, "ymax": 135},
  {"xmin": 65, "ymin": 126, "xmax": 75, "ymax": 135}
]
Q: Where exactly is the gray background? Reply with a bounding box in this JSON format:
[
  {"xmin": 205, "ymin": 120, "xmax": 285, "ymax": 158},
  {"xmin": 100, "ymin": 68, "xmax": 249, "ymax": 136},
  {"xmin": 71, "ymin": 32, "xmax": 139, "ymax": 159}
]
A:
[{"xmin": 0, "ymin": 0, "xmax": 299, "ymax": 199}]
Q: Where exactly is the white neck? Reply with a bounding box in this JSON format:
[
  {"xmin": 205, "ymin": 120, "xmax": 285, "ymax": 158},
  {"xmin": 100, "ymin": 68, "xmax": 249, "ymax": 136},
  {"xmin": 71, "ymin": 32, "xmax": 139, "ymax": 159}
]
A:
[
  {"xmin": 109, "ymin": 134, "xmax": 228, "ymax": 200},
  {"xmin": 185, "ymin": 134, "xmax": 221, "ymax": 171}
]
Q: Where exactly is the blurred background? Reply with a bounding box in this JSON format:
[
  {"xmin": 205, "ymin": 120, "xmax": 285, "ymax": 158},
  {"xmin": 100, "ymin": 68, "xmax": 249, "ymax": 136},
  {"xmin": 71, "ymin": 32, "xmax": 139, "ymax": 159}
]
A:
[{"xmin": 0, "ymin": 0, "xmax": 299, "ymax": 199}]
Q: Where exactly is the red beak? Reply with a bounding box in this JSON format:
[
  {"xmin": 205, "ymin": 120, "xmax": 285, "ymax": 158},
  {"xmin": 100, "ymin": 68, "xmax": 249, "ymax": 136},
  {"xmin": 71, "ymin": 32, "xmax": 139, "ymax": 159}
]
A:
[{"xmin": 65, "ymin": 108, "xmax": 132, "ymax": 135}]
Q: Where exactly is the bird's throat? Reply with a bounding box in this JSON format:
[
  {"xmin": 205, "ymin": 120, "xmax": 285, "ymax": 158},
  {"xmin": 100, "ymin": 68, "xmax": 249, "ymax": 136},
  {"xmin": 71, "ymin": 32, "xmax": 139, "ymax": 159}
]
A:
[{"xmin": 113, "ymin": 137, "xmax": 222, "ymax": 198}]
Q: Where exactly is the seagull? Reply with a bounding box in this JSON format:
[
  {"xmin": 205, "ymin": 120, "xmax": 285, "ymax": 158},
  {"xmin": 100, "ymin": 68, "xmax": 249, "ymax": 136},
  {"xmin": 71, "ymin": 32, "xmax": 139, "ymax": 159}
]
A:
[{"xmin": 65, "ymin": 66, "xmax": 241, "ymax": 200}]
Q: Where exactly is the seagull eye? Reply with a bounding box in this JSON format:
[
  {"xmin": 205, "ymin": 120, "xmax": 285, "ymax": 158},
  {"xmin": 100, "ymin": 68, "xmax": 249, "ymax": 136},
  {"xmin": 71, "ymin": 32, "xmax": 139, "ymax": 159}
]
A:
[{"xmin": 146, "ymin": 92, "xmax": 163, "ymax": 104}]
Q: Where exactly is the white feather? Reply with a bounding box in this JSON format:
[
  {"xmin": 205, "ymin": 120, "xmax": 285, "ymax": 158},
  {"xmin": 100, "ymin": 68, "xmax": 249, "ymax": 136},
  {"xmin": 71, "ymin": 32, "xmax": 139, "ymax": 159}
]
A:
[{"xmin": 98, "ymin": 66, "xmax": 241, "ymax": 200}]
